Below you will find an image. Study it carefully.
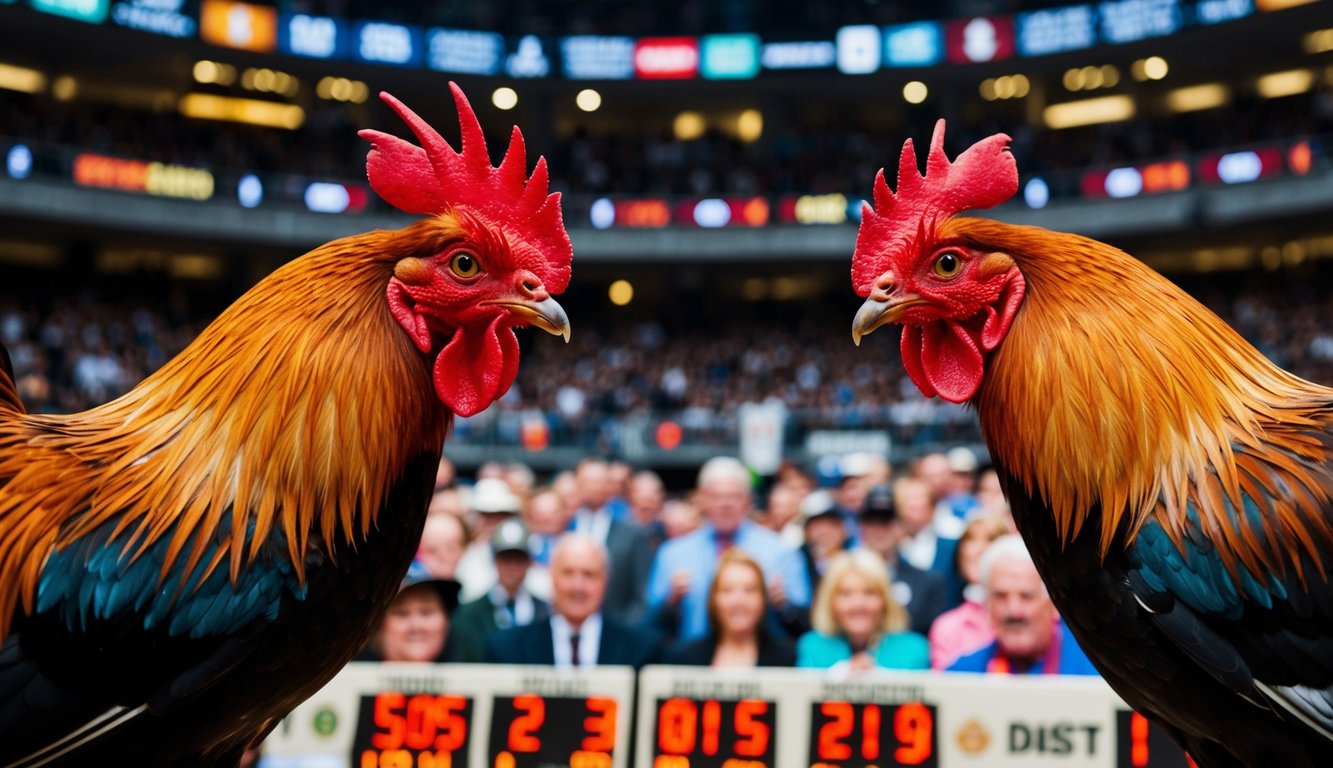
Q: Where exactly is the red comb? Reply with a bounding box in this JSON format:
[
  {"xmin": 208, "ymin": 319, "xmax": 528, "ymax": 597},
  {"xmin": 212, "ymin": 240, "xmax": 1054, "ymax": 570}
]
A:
[
  {"xmin": 852, "ymin": 120, "xmax": 1017, "ymax": 296},
  {"xmin": 359, "ymin": 83, "xmax": 571, "ymax": 293}
]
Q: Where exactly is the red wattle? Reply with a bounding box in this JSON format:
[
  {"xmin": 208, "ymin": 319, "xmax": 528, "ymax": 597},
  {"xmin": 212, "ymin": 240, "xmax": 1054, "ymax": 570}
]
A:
[
  {"xmin": 900, "ymin": 324, "xmax": 936, "ymax": 399},
  {"xmin": 433, "ymin": 318, "xmax": 519, "ymax": 417},
  {"xmin": 920, "ymin": 321, "xmax": 984, "ymax": 403}
]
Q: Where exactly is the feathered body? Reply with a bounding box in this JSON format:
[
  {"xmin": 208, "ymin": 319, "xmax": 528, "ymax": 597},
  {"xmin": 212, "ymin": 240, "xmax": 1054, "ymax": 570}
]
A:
[
  {"xmin": 0, "ymin": 84, "xmax": 572, "ymax": 766},
  {"xmin": 851, "ymin": 124, "xmax": 1333, "ymax": 766}
]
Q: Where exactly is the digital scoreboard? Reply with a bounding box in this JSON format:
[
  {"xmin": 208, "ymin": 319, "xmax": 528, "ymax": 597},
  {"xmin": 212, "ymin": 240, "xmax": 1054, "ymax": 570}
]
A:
[{"xmin": 267, "ymin": 664, "xmax": 1190, "ymax": 768}]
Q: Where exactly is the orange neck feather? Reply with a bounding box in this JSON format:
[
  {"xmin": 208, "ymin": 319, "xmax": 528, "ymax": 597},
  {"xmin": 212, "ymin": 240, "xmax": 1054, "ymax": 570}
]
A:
[
  {"xmin": 0, "ymin": 222, "xmax": 456, "ymax": 636},
  {"xmin": 953, "ymin": 218, "xmax": 1333, "ymax": 559}
]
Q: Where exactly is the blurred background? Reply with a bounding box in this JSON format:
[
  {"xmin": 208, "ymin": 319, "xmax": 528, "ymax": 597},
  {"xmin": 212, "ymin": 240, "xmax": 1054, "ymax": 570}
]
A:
[{"xmin": 1, "ymin": 0, "xmax": 1330, "ymax": 482}]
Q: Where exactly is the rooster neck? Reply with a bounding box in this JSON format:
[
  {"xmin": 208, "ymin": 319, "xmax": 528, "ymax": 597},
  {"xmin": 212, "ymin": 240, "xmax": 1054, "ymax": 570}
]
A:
[
  {"xmin": 963, "ymin": 219, "xmax": 1332, "ymax": 556},
  {"xmin": 6, "ymin": 234, "xmax": 450, "ymax": 614}
]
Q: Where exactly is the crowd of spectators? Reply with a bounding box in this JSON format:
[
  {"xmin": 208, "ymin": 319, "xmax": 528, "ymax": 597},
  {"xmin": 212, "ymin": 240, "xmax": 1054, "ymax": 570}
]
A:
[
  {"xmin": 3, "ymin": 277, "xmax": 1332, "ymax": 450},
  {"xmin": 364, "ymin": 448, "xmax": 1100, "ymax": 679},
  {"xmin": 3, "ymin": 84, "xmax": 1329, "ymax": 207}
]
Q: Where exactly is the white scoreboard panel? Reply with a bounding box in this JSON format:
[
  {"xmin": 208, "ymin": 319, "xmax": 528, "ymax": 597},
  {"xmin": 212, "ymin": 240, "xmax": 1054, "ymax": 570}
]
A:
[
  {"xmin": 258, "ymin": 663, "xmax": 1191, "ymax": 768},
  {"xmin": 261, "ymin": 663, "xmax": 636, "ymax": 768}
]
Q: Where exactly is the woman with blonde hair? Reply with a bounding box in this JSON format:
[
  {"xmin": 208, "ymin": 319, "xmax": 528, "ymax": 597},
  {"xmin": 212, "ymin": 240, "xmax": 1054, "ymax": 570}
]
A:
[
  {"xmin": 666, "ymin": 548, "xmax": 795, "ymax": 667},
  {"xmin": 796, "ymin": 549, "xmax": 929, "ymax": 672}
]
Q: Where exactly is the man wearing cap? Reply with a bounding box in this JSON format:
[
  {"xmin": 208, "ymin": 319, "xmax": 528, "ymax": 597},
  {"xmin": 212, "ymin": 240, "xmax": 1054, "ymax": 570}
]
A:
[
  {"xmin": 449, "ymin": 519, "xmax": 550, "ymax": 663},
  {"xmin": 487, "ymin": 533, "xmax": 661, "ymax": 669},
  {"xmin": 857, "ymin": 483, "xmax": 952, "ymax": 634},
  {"xmin": 456, "ymin": 478, "xmax": 546, "ymax": 603}
]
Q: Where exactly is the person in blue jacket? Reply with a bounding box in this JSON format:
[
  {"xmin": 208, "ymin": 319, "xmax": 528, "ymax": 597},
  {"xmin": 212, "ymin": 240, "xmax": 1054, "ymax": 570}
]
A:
[
  {"xmin": 796, "ymin": 549, "xmax": 930, "ymax": 673},
  {"xmin": 946, "ymin": 535, "xmax": 1099, "ymax": 676}
]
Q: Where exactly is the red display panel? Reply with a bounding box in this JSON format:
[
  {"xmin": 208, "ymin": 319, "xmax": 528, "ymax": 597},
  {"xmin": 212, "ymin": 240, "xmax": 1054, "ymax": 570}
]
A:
[
  {"xmin": 487, "ymin": 694, "xmax": 618, "ymax": 768},
  {"xmin": 1115, "ymin": 711, "xmax": 1196, "ymax": 768},
  {"xmin": 352, "ymin": 692, "xmax": 473, "ymax": 767},
  {"xmin": 652, "ymin": 697, "xmax": 777, "ymax": 767},
  {"xmin": 806, "ymin": 701, "xmax": 938, "ymax": 768}
]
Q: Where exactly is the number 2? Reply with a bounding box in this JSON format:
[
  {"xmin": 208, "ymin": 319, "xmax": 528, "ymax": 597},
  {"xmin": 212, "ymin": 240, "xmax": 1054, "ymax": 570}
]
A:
[{"xmin": 508, "ymin": 694, "xmax": 544, "ymax": 753}]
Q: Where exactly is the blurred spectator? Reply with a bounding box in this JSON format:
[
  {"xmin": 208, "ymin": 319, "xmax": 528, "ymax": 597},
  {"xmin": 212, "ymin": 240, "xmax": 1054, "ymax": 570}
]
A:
[
  {"xmin": 929, "ymin": 515, "xmax": 1011, "ymax": 670},
  {"xmin": 660, "ymin": 498, "xmax": 702, "ymax": 540},
  {"xmin": 857, "ymin": 483, "xmax": 951, "ymax": 635},
  {"xmin": 795, "ymin": 490, "xmax": 850, "ymax": 596},
  {"xmin": 456, "ymin": 478, "xmax": 538, "ymax": 602},
  {"xmin": 359, "ymin": 574, "xmax": 460, "ymax": 663},
  {"xmin": 486, "ymin": 533, "xmax": 661, "ymax": 669},
  {"xmin": 450, "ymin": 519, "xmax": 550, "ymax": 663},
  {"xmin": 570, "ymin": 459, "xmax": 652, "ymax": 624},
  {"xmin": 524, "ymin": 487, "xmax": 570, "ymax": 564},
  {"xmin": 648, "ymin": 457, "xmax": 810, "ymax": 641},
  {"xmin": 831, "ymin": 452, "xmax": 875, "ymax": 533},
  {"xmin": 433, "ymin": 457, "xmax": 456, "ymax": 491},
  {"xmin": 942, "ymin": 447, "xmax": 983, "ymax": 520},
  {"xmin": 427, "ymin": 486, "xmax": 467, "ymax": 518},
  {"xmin": 504, "ymin": 462, "xmax": 537, "ymax": 507},
  {"xmin": 665, "ymin": 549, "xmax": 795, "ymax": 668},
  {"xmin": 796, "ymin": 550, "xmax": 929, "ymax": 673},
  {"xmin": 762, "ymin": 481, "xmax": 806, "ymax": 548},
  {"xmin": 895, "ymin": 477, "xmax": 963, "ymax": 599},
  {"xmin": 415, "ymin": 513, "xmax": 468, "ymax": 581},
  {"xmin": 946, "ymin": 536, "xmax": 1098, "ymax": 676},
  {"xmin": 974, "ymin": 468, "xmax": 1014, "ymax": 525},
  {"xmin": 627, "ymin": 469, "xmax": 668, "ymax": 552}
]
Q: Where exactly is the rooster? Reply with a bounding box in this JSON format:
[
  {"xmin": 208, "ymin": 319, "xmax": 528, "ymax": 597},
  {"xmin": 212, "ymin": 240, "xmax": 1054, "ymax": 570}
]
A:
[
  {"xmin": 850, "ymin": 122, "xmax": 1332, "ymax": 767},
  {"xmin": 0, "ymin": 82, "xmax": 571, "ymax": 767}
]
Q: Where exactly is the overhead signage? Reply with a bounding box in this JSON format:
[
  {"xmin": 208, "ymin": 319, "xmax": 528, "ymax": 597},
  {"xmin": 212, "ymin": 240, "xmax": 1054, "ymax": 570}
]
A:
[
  {"xmin": 30, "ymin": 0, "xmax": 109, "ymax": 22},
  {"xmin": 945, "ymin": 15, "xmax": 1016, "ymax": 63},
  {"xmin": 505, "ymin": 34, "xmax": 550, "ymax": 78},
  {"xmin": 427, "ymin": 28, "xmax": 504, "ymax": 75},
  {"xmin": 760, "ymin": 40, "xmax": 836, "ymax": 70},
  {"xmin": 835, "ymin": 24, "xmax": 881, "ymax": 73},
  {"xmin": 200, "ymin": 0, "xmax": 276, "ymax": 52},
  {"xmin": 561, "ymin": 35, "xmax": 636, "ymax": 79},
  {"xmin": 634, "ymin": 37, "xmax": 700, "ymax": 79},
  {"xmin": 1016, "ymin": 5, "xmax": 1096, "ymax": 56},
  {"xmin": 883, "ymin": 21, "xmax": 944, "ymax": 66},
  {"xmin": 279, "ymin": 12, "xmax": 347, "ymax": 59},
  {"xmin": 353, "ymin": 21, "xmax": 422, "ymax": 67},
  {"xmin": 701, "ymin": 33, "xmax": 760, "ymax": 79},
  {"xmin": 1195, "ymin": 0, "xmax": 1253, "ymax": 23},
  {"xmin": 1098, "ymin": 0, "xmax": 1182, "ymax": 44},
  {"xmin": 111, "ymin": 0, "xmax": 196, "ymax": 38},
  {"xmin": 73, "ymin": 153, "xmax": 214, "ymax": 200}
]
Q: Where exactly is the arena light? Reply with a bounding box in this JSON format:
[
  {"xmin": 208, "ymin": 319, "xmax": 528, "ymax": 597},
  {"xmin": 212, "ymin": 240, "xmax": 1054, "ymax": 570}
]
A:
[
  {"xmin": 0, "ymin": 63, "xmax": 46, "ymax": 94},
  {"xmin": 315, "ymin": 76, "xmax": 368, "ymax": 103},
  {"xmin": 193, "ymin": 60, "xmax": 237, "ymax": 85},
  {"xmin": 180, "ymin": 93, "xmax": 304, "ymax": 129},
  {"xmin": 241, "ymin": 67, "xmax": 299, "ymax": 97},
  {"xmin": 1043, "ymin": 95, "xmax": 1134, "ymax": 129},
  {"xmin": 981, "ymin": 74, "xmax": 1029, "ymax": 101},
  {"xmin": 736, "ymin": 109, "xmax": 762, "ymax": 142},
  {"xmin": 7, "ymin": 144, "xmax": 33, "ymax": 180},
  {"xmin": 902, "ymin": 80, "xmax": 928, "ymax": 104},
  {"xmin": 491, "ymin": 87, "xmax": 518, "ymax": 110},
  {"xmin": 673, "ymin": 111, "xmax": 705, "ymax": 141},
  {"xmin": 1165, "ymin": 83, "xmax": 1229, "ymax": 112},
  {"xmin": 1256, "ymin": 69, "xmax": 1314, "ymax": 99},
  {"xmin": 1304, "ymin": 28, "xmax": 1333, "ymax": 54},
  {"xmin": 51, "ymin": 75, "xmax": 78, "ymax": 101},
  {"xmin": 608, "ymin": 280, "xmax": 634, "ymax": 306},
  {"xmin": 1023, "ymin": 177, "xmax": 1049, "ymax": 209},
  {"xmin": 1130, "ymin": 56, "xmax": 1168, "ymax": 81},
  {"xmin": 575, "ymin": 88, "xmax": 602, "ymax": 112},
  {"xmin": 589, "ymin": 198, "xmax": 615, "ymax": 229},
  {"xmin": 237, "ymin": 173, "xmax": 263, "ymax": 208}
]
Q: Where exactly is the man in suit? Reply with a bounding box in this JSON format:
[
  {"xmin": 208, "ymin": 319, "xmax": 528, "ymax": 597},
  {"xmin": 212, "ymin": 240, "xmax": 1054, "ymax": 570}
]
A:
[
  {"xmin": 569, "ymin": 458, "xmax": 651, "ymax": 625},
  {"xmin": 858, "ymin": 483, "xmax": 953, "ymax": 634},
  {"xmin": 893, "ymin": 477, "xmax": 963, "ymax": 607},
  {"xmin": 449, "ymin": 519, "xmax": 549, "ymax": 663},
  {"xmin": 486, "ymin": 533, "xmax": 661, "ymax": 669}
]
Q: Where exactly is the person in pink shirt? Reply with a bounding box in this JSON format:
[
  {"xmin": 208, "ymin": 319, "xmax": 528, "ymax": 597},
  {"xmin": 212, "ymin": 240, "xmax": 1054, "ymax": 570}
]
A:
[{"xmin": 928, "ymin": 514, "xmax": 1010, "ymax": 670}]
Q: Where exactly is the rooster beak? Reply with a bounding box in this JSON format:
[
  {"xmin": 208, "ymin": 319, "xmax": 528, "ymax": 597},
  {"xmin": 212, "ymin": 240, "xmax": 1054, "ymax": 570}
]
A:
[
  {"xmin": 852, "ymin": 295, "xmax": 919, "ymax": 346},
  {"xmin": 500, "ymin": 297, "xmax": 571, "ymax": 343}
]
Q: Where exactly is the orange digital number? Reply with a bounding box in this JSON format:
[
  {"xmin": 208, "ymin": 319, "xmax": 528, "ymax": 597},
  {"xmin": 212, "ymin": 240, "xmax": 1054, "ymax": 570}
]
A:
[
  {"xmin": 862, "ymin": 703, "xmax": 881, "ymax": 760},
  {"xmin": 657, "ymin": 697, "xmax": 698, "ymax": 755},
  {"xmin": 733, "ymin": 700, "xmax": 770, "ymax": 757},
  {"xmin": 817, "ymin": 702, "xmax": 854, "ymax": 760},
  {"xmin": 434, "ymin": 695, "xmax": 468, "ymax": 752},
  {"xmin": 569, "ymin": 750, "xmax": 612, "ymax": 768},
  {"xmin": 582, "ymin": 697, "xmax": 618, "ymax": 753},
  {"xmin": 701, "ymin": 699, "xmax": 722, "ymax": 756},
  {"xmin": 893, "ymin": 702, "xmax": 933, "ymax": 765},
  {"xmin": 372, "ymin": 692, "xmax": 407, "ymax": 750},
  {"xmin": 508, "ymin": 694, "xmax": 545, "ymax": 753}
]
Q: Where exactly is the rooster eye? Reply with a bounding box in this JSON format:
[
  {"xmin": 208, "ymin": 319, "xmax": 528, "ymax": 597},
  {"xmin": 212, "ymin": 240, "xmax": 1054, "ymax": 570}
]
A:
[
  {"xmin": 448, "ymin": 252, "xmax": 481, "ymax": 279},
  {"xmin": 933, "ymin": 251, "xmax": 963, "ymax": 278}
]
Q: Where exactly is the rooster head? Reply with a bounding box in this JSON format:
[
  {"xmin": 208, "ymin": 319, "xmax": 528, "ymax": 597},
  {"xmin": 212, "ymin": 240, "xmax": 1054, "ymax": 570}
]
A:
[
  {"xmin": 360, "ymin": 83, "xmax": 572, "ymax": 417},
  {"xmin": 850, "ymin": 120, "xmax": 1025, "ymax": 404}
]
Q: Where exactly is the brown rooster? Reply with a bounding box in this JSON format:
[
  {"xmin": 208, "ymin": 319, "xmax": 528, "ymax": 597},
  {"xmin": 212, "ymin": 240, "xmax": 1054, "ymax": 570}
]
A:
[
  {"xmin": 0, "ymin": 82, "xmax": 571, "ymax": 767},
  {"xmin": 850, "ymin": 122, "xmax": 1333, "ymax": 767}
]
